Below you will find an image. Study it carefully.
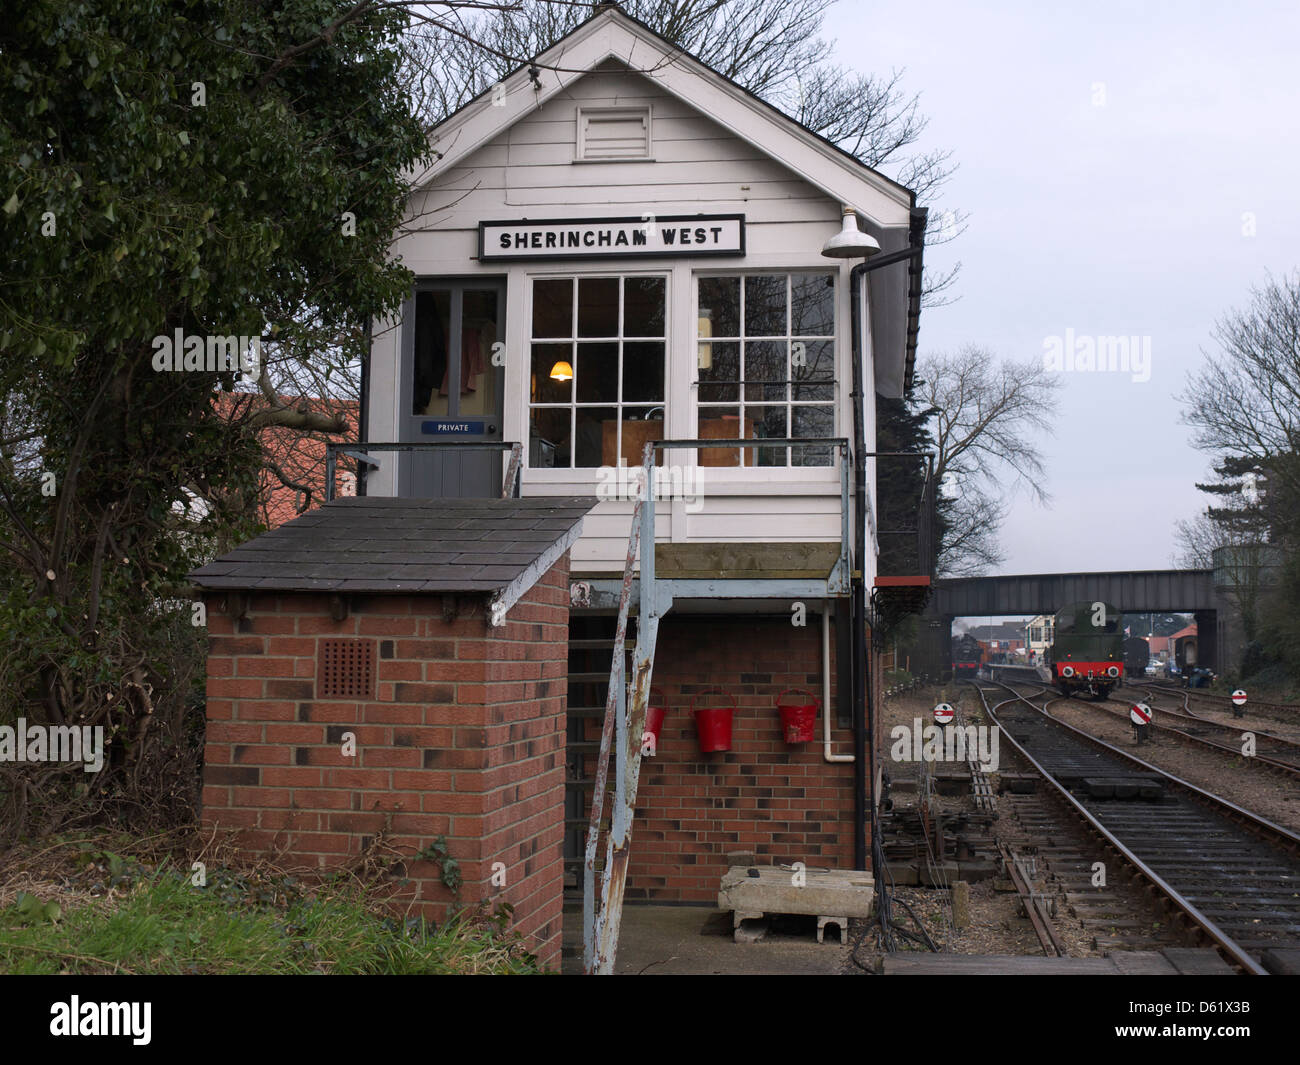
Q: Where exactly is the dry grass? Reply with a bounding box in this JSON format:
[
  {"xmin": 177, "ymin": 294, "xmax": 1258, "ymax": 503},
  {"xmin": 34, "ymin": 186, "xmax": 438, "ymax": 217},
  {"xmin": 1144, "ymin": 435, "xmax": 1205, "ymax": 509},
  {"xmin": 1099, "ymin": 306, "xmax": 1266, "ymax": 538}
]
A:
[{"xmin": 0, "ymin": 829, "xmax": 540, "ymax": 975}]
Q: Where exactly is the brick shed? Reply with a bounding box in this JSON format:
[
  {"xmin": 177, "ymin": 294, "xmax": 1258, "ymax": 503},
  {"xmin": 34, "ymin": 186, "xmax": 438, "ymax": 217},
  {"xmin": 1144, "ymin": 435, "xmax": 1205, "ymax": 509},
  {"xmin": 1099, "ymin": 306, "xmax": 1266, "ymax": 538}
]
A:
[{"xmin": 190, "ymin": 496, "xmax": 594, "ymax": 970}]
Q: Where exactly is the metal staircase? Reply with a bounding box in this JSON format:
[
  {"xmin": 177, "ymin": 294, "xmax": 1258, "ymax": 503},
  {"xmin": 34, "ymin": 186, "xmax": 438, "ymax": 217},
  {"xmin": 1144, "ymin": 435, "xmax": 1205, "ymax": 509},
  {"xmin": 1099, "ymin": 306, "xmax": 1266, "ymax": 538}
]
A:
[{"xmin": 580, "ymin": 438, "xmax": 852, "ymax": 974}]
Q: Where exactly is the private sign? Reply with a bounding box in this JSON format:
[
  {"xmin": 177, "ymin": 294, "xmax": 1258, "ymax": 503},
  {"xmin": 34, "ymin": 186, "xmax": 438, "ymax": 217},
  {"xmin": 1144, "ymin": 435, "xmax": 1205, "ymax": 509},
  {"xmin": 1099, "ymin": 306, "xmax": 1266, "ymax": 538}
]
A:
[{"xmin": 479, "ymin": 214, "xmax": 745, "ymax": 261}]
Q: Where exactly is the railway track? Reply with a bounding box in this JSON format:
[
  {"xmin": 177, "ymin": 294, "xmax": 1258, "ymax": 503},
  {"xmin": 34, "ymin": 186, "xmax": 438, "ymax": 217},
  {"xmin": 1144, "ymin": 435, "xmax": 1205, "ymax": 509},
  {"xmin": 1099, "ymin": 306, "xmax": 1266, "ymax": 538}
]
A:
[
  {"xmin": 972, "ymin": 680, "xmax": 1300, "ymax": 973},
  {"xmin": 990, "ymin": 760, "xmax": 1189, "ymax": 958},
  {"xmin": 1141, "ymin": 682, "xmax": 1300, "ymax": 724},
  {"xmin": 994, "ymin": 671, "xmax": 1300, "ymax": 775},
  {"xmin": 1080, "ymin": 691, "xmax": 1300, "ymax": 779}
]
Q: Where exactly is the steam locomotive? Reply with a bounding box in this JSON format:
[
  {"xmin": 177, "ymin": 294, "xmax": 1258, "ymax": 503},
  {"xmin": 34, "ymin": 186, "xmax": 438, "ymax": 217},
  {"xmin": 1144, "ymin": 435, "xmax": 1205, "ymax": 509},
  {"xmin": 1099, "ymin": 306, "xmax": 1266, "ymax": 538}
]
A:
[
  {"xmin": 951, "ymin": 633, "xmax": 984, "ymax": 680},
  {"xmin": 1047, "ymin": 601, "xmax": 1124, "ymax": 698}
]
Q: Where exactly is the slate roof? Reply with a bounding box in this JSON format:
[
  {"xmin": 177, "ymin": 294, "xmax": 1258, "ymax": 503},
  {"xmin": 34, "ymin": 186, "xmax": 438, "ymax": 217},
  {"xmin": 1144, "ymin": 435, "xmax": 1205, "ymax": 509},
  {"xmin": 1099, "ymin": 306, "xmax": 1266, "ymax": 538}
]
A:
[{"xmin": 189, "ymin": 496, "xmax": 596, "ymax": 593}]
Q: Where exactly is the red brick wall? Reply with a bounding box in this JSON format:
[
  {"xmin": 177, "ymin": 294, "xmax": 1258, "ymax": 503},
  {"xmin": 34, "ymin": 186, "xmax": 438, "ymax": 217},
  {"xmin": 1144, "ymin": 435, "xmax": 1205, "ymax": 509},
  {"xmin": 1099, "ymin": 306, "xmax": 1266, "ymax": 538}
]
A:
[
  {"xmin": 617, "ymin": 614, "xmax": 862, "ymax": 903},
  {"xmin": 200, "ymin": 556, "xmax": 570, "ymax": 970}
]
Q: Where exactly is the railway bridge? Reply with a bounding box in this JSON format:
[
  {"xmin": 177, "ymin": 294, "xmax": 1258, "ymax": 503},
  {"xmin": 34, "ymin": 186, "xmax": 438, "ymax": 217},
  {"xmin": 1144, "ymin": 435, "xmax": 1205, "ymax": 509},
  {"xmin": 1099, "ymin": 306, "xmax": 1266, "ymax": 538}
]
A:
[{"xmin": 913, "ymin": 569, "xmax": 1218, "ymax": 677}]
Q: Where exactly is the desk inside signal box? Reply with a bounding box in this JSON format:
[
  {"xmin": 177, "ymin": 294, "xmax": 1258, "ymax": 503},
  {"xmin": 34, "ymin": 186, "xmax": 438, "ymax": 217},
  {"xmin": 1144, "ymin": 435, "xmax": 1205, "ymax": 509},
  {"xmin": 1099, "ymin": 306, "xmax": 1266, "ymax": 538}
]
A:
[{"xmin": 601, "ymin": 417, "xmax": 756, "ymax": 467}]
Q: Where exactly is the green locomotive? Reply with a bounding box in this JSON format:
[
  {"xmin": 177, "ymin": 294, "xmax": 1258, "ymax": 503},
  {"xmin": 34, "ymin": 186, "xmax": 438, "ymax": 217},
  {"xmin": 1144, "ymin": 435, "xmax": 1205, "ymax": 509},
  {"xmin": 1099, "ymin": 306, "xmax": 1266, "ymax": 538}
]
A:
[{"xmin": 1047, "ymin": 601, "xmax": 1124, "ymax": 698}]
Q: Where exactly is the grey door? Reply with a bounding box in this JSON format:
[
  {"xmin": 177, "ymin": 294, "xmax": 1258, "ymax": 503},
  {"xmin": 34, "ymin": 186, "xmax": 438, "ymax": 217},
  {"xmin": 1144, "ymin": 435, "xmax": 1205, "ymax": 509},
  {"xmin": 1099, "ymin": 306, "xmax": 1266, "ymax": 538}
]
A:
[{"xmin": 401, "ymin": 280, "xmax": 505, "ymax": 497}]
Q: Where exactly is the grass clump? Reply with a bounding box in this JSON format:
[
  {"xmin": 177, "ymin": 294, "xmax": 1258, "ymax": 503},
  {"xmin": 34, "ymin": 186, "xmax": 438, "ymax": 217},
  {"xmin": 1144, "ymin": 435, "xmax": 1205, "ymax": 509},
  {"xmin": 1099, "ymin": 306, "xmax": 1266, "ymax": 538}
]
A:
[{"xmin": 0, "ymin": 837, "xmax": 539, "ymax": 975}]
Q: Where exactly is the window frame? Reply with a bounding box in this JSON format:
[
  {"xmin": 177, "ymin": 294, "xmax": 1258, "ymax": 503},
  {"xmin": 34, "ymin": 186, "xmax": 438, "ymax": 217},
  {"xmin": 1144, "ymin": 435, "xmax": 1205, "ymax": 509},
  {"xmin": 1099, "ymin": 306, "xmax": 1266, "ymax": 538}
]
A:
[
  {"xmin": 525, "ymin": 270, "xmax": 669, "ymax": 471},
  {"xmin": 693, "ymin": 269, "xmax": 839, "ymax": 470}
]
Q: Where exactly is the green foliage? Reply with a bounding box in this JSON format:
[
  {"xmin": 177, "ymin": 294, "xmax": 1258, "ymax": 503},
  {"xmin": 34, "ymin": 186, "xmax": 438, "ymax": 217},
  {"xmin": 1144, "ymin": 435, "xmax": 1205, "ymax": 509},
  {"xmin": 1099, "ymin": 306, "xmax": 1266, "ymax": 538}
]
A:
[
  {"xmin": 1261, "ymin": 549, "xmax": 1300, "ymax": 676},
  {"xmin": 0, "ymin": 0, "xmax": 430, "ymax": 841},
  {"xmin": 11, "ymin": 893, "xmax": 62, "ymax": 926},
  {"xmin": 874, "ymin": 384, "xmax": 940, "ymax": 639},
  {"xmin": 415, "ymin": 836, "xmax": 463, "ymax": 894},
  {"xmin": 0, "ymin": 861, "xmax": 539, "ymax": 975},
  {"xmin": 875, "ymin": 385, "xmax": 941, "ymax": 580},
  {"xmin": 2, "ymin": 0, "xmax": 426, "ymax": 364}
]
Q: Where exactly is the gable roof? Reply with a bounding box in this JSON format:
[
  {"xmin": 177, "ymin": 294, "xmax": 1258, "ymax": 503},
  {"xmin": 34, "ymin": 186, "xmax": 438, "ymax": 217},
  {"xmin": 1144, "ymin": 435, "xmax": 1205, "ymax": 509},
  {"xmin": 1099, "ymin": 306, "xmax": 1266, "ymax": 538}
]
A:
[
  {"xmin": 416, "ymin": 5, "xmax": 915, "ymax": 230},
  {"xmin": 190, "ymin": 497, "xmax": 596, "ymax": 624},
  {"xmin": 411, "ymin": 4, "xmax": 925, "ymax": 393}
]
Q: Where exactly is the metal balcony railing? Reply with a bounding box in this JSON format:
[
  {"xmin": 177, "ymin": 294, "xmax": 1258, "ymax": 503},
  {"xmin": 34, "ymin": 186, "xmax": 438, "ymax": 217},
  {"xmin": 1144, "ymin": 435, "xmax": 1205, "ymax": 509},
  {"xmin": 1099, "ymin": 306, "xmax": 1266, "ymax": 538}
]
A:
[
  {"xmin": 324, "ymin": 440, "xmax": 524, "ymax": 501},
  {"xmin": 875, "ymin": 451, "xmax": 936, "ymax": 580}
]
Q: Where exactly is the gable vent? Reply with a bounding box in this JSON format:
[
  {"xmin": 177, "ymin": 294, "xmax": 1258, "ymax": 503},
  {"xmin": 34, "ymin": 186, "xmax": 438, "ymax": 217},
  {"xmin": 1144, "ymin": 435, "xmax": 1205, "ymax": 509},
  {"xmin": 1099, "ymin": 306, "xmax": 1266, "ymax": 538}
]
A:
[
  {"xmin": 318, "ymin": 639, "xmax": 376, "ymax": 699},
  {"xmin": 577, "ymin": 107, "xmax": 651, "ymax": 160}
]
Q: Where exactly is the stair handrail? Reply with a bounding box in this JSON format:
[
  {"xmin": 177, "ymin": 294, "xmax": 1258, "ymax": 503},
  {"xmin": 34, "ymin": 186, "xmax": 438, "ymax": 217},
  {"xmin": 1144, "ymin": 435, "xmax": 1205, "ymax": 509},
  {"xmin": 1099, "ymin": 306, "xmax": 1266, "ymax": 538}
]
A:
[{"xmin": 582, "ymin": 470, "xmax": 644, "ymax": 973}]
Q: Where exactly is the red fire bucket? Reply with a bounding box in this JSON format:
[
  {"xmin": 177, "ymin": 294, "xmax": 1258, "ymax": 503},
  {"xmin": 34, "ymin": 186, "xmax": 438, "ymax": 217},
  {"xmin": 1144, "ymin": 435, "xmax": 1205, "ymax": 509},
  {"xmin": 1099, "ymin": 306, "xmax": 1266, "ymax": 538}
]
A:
[
  {"xmin": 642, "ymin": 688, "xmax": 666, "ymax": 755},
  {"xmin": 776, "ymin": 688, "xmax": 819, "ymax": 744},
  {"xmin": 692, "ymin": 689, "xmax": 735, "ymax": 753}
]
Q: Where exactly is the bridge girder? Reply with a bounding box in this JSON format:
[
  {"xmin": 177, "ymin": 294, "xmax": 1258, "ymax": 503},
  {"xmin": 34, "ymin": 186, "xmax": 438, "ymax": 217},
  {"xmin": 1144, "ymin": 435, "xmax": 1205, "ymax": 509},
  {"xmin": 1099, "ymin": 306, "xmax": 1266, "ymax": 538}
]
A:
[{"xmin": 932, "ymin": 570, "xmax": 1215, "ymax": 617}]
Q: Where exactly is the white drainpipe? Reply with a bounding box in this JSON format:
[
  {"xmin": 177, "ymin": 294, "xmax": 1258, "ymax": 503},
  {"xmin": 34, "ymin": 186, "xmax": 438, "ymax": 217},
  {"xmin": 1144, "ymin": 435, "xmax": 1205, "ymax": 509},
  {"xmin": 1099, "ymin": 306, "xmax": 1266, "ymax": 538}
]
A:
[{"xmin": 823, "ymin": 609, "xmax": 854, "ymax": 762}]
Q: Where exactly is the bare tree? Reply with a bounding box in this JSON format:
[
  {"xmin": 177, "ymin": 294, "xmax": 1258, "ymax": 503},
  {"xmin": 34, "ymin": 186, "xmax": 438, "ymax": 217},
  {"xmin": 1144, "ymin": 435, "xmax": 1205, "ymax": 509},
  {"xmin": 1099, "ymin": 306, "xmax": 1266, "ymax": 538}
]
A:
[
  {"xmin": 939, "ymin": 491, "xmax": 1008, "ymax": 576},
  {"xmin": 1177, "ymin": 273, "xmax": 1300, "ymax": 667},
  {"xmin": 1180, "ymin": 270, "xmax": 1300, "ymax": 502},
  {"xmin": 1172, "ymin": 509, "xmax": 1227, "ymax": 569},
  {"xmin": 916, "ymin": 346, "xmax": 1061, "ymax": 576}
]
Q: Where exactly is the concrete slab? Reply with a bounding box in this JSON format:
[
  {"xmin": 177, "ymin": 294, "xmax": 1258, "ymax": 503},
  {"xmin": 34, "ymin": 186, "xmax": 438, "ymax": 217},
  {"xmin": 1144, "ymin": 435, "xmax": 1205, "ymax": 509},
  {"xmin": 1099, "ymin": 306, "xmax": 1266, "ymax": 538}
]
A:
[
  {"xmin": 718, "ymin": 866, "xmax": 875, "ymax": 925},
  {"xmin": 562, "ymin": 904, "xmax": 849, "ymax": 975}
]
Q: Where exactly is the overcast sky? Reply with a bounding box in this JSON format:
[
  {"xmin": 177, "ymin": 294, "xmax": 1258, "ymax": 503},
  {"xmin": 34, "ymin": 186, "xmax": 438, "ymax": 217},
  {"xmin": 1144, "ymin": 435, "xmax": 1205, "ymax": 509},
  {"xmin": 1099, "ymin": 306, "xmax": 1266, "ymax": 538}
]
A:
[{"xmin": 826, "ymin": 0, "xmax": 1300, "ymax": 577}]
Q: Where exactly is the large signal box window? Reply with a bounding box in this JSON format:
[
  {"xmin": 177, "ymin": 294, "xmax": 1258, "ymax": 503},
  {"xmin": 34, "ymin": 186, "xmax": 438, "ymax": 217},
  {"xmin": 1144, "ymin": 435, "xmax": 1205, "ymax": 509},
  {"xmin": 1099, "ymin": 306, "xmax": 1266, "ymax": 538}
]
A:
[{"xmin": 696, "ymin": 272, "xmax": 836, "ymax": 467}]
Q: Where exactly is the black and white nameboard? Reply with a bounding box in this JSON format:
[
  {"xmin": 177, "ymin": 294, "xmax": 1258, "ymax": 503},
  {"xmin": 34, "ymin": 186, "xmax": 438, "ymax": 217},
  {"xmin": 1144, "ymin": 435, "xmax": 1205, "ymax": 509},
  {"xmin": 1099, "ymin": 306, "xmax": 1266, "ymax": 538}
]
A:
[{"xmin": 479, "ymin": 214, "xmax": 745, "ymax": 261}]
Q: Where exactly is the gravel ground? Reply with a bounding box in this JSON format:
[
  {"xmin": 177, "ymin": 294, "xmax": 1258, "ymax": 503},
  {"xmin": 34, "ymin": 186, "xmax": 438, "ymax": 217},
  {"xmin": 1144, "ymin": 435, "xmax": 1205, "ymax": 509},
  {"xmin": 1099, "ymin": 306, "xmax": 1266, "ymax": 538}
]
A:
[
  {"xmin": 1047, "ymin": 697, "xmax": 1300, "ymax": 831},
  {"xmin": 1119, "ymin": 684, "xmax": 1300, "ymax": 742},
  {"xmin": 1126, "ymin": 683, "xmax": 1300, "ymax": 730},
  {"xmin": 854, "ymin": 684, "xmax": 1058, "ymax": 969}
]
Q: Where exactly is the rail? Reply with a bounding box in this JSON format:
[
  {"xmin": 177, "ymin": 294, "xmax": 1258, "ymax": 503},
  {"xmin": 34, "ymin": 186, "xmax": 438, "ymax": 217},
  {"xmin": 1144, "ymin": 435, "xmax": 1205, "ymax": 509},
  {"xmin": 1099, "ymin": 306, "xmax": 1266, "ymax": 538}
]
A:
[
  {"xmin": 1096, "ymin": 691, "xmax": 1300, "ymax": 780},
  {"xmin": 974, "ymin": 680, "xmax": 1290, "ymax": 974}
]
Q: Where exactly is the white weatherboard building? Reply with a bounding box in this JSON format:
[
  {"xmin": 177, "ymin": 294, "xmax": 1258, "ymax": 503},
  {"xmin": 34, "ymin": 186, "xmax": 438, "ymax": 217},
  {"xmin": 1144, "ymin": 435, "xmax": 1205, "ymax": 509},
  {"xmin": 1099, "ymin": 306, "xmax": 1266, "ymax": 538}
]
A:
[
  {"xmin": 1026, "ymin": 614, "xmax": 1055, "ymax": 662},
  {"xmin": 354, "ymin": 4, "xmax": 928, "ymax": 946},
  {"xmin": 361, "ymin": 5, "xmax": 923, "ymax": 584}
]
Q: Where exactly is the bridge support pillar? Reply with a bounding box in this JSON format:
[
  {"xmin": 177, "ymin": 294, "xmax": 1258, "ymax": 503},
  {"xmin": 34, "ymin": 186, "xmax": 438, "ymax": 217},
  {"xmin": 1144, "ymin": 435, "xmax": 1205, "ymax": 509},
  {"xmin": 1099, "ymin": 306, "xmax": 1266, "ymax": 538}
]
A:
[
  {"xmin": 1194, "ymin": 609, "xmax": 1217, "ymax": 672},
  {"xmin": 910, "ymin": 612, "xmax": 952, "ymax": 682}
]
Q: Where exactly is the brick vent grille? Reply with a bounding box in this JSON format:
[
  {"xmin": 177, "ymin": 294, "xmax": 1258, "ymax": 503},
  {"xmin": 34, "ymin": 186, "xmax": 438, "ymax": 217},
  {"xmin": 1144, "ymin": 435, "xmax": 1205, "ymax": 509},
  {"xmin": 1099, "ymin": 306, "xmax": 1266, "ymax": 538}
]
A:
[{"xmin": 318, "ymin": 638, "xmax": 376, "ymax": 699}]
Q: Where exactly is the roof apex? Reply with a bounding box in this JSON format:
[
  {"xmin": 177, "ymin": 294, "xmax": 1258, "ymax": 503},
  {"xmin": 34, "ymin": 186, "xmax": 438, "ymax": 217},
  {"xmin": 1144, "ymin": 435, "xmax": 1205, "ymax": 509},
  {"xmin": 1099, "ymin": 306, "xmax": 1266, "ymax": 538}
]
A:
[{"xmin": 413, "ymin": 5, "xmax": 914, "ymax": 226}]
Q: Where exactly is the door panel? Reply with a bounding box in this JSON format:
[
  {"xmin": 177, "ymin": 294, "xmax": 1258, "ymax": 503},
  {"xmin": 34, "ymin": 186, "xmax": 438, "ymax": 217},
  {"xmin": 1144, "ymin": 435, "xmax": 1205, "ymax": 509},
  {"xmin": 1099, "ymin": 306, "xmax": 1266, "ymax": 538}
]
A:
[{"xmin": 401, "ymin": 280, "xmax": 505, "ymax": 498}]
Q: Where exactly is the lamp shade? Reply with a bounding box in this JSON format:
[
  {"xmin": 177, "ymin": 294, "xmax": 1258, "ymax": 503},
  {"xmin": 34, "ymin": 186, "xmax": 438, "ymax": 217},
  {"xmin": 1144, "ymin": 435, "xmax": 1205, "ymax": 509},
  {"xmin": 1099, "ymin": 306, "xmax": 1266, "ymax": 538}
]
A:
[
  {"xmin": 549, "ymin": 360, "xmax": 573, "ymax": 382},
  {"xmin": 822, "ymin": 206, "xmax": 881, "ymax": 259}
]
